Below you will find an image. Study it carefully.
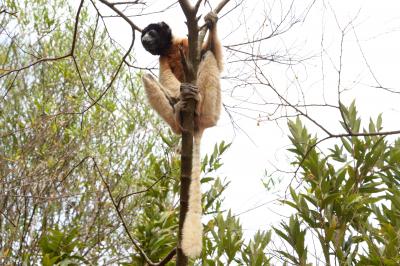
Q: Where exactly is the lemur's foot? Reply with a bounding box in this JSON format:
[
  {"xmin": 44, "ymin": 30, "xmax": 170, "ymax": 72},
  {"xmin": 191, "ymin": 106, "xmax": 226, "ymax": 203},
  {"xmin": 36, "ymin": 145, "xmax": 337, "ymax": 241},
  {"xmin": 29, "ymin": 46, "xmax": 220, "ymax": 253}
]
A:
[
  {"xmin": 142, "ymin": 73, "xmax": 156, "ymax": 84},
  {"xmin": 204, "ymin": 11, "xmax": 218, "ymax": 29}
]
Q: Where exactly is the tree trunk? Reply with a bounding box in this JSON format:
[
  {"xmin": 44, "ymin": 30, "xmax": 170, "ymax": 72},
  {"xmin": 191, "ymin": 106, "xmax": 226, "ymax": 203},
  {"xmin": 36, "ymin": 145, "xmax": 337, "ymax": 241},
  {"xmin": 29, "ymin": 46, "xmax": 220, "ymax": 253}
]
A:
[{"xmin": 176, "ymin": 103, "xmax": 195, "ymax": 265}]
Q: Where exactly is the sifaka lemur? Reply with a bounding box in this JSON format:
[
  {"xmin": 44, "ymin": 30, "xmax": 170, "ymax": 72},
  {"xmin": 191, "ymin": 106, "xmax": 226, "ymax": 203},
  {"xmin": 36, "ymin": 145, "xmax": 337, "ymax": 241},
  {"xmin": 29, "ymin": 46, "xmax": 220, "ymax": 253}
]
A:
[{"xmin": 141, "ymin": 11, "xmax": 223, "ymax": 258}]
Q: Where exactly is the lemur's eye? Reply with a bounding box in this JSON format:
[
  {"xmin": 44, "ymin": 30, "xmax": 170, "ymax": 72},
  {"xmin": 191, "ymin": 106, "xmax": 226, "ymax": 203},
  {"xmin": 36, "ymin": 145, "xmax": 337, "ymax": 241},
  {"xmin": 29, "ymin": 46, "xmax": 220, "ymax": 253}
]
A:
[{"xmin": 148, "ymin": 29, "xmax": 157, "ymax": 37}]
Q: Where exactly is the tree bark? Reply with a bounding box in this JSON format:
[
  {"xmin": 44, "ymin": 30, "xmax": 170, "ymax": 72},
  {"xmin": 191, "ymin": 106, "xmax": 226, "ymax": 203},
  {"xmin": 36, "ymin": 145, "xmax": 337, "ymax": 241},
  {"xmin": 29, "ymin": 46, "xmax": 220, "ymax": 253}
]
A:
[
  {"xmin": 176, "ymin": 102, "xmax": 195, "ymax": 265},
  {"xmin": 176, "ymin": 1, "xmax": 200, "ymax": 265}
]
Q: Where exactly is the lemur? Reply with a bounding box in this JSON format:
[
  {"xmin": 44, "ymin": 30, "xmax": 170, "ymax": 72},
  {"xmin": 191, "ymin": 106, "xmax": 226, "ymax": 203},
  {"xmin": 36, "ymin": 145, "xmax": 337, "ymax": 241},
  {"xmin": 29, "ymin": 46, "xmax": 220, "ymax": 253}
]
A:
[{"xmin": 141, "ymin": 11, "xmax": 223, "ymax": 258}]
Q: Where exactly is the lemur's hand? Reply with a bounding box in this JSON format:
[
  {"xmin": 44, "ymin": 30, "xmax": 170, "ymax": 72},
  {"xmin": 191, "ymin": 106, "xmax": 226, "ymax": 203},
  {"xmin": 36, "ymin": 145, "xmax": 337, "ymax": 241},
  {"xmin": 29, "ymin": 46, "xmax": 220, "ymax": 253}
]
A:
[{"xmin": 204, "ymin": 11, "xmax": 218, "ymax": 29}]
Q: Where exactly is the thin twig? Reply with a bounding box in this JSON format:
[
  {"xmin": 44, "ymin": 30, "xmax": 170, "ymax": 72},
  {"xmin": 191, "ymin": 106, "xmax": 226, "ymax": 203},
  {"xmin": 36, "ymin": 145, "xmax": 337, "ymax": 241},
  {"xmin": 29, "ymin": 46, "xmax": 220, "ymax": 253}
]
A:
[
  {"xmin": 116, "ymin": 174, "xmax": 167, "ymax": 209},
  {"xmin": 98, "ymin": 0, "xmax": 142, "ymax": 32}
]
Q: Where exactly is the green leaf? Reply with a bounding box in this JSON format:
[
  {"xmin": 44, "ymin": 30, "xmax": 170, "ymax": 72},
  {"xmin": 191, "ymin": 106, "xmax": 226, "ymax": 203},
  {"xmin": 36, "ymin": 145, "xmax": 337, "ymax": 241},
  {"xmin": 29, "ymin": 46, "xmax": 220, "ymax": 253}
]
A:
[{"xmin": 341, "ymin": 137, "xmax": 353, "ymax": 153}]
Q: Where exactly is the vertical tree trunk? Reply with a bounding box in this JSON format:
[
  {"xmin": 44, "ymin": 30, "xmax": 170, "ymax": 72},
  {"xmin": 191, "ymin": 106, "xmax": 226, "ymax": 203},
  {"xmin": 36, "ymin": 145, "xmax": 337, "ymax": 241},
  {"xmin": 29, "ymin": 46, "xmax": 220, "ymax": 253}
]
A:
[
  {"xmin": 176, "ymin": 2, "xmax": 200, "ymax": 265},
  {"xmin": 176, "ymin": 104, "xmax": 195, "ymax": 265}
]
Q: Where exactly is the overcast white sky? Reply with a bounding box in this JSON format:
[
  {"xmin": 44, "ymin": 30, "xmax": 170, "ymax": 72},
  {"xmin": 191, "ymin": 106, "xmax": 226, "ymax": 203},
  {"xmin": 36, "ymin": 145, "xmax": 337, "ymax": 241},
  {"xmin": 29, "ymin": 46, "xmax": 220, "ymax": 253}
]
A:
[{"xmin": 102, "ymin": 0, "xmax": 400, "ymax": 237}]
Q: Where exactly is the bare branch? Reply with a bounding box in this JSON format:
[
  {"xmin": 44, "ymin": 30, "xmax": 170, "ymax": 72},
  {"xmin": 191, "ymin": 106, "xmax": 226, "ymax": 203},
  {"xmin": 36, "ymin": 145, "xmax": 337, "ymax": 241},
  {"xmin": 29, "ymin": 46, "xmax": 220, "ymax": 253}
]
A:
[
  {"xmin": 0, "ymin": 9, "xmax": 17, "ymax": 17},
  {"xmin": 157, "ymin": 249, "xmax": 177, "ymax": 266},
  {"xmin": 70, "ymin": 0, "xmax": 84, "ymax": 55},
  {"xmin": 352, "ymin": 24, "xmax": 400, "ymax": 95},
  {"xmin": 0, "ymin": 209, "xmax": 16, "ymax": 227},
  {"xmin": 178, "ymin": 0, "xmax": 200, "ymax": 80},
  {"xmin": 194, "ymin": 0, "xmax": 203, "ymax": 13},
  {"xmin": 336, "ymin": 31, "xmax": 352, "ymax": 134},
  {"xmin": 56, "ymin": 156, "xmax": 91, "ymax": 188},
  {"xmin": 110, "ymin": 0, "xmax": 145, "ymax": 6},
  {"xmin": 42, "ymin": 0, "xmax": 138, "ymax": 117},
  {"xmin": 179, "ymin": 0, "xmax": 195, "ymax": 17},
  {"xmin": 116, "ymin": 174, "xmax": 167, "ymax": 209},
  {"xmin": 98, "ymin": 0, "xmax": 142, "ymax": 32},
  {"xmin": 254, "ymin": 64, "xmax": 333, "ymax": 137},
  {"xmin": 213, "ymin": 0, "xmax": 230, "ymax": 14}
]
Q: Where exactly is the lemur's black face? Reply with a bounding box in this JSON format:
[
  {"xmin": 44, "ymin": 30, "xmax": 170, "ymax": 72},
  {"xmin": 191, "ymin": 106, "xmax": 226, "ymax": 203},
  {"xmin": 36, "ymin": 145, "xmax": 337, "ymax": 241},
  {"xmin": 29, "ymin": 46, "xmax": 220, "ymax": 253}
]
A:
[{"xmin": 141, "ymin": 22, "xmax": 173, "ymax": 56}]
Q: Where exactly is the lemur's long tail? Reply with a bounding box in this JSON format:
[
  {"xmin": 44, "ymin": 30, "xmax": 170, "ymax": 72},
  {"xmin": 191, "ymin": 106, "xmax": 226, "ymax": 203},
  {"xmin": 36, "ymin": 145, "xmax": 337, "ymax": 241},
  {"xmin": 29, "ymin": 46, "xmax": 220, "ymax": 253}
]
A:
[{"xmin": 181, "ymin": 131, "xmax": 203, "ymax": 258}]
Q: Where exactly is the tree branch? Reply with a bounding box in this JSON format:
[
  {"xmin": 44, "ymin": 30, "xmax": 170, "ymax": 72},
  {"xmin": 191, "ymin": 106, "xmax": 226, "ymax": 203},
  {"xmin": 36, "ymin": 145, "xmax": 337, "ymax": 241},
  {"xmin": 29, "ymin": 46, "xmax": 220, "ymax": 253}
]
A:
[
  {"xmin": 110, "ymin": 1, "xmax": 145, "ymax": 6},
  {"xmin": 98, "ymin": 0, "xmax": 142, "ymax": 32},
  {"xmin": 116, "ymin": 174, "xmax": 167, "ymax": 209}
]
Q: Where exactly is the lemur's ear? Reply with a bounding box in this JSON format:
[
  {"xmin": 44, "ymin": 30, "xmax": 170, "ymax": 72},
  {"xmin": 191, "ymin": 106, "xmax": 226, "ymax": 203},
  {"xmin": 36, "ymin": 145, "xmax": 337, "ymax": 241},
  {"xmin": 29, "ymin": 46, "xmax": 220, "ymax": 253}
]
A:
[
  {"xmin": 159, "ymin": 22, "xmax": 171, "ymax": 32},
  {"xmin": 158, "ymin": 22, "xmax": 172, "ymax": 40}
]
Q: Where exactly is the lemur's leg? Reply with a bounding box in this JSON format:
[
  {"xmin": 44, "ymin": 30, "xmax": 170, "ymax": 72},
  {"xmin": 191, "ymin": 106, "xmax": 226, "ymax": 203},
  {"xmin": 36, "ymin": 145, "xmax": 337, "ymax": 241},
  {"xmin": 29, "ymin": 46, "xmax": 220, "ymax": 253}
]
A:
[
  {"xmin": 143, "ymin": 62, "xmax": 201, "ymax": 133},
  {"xmin": 142, "ymin": 74, "xmax": 181, "ymax": 134},
  {"xmin": 196, "ymin": 51, "xmax": 221, "ymax": 129}
]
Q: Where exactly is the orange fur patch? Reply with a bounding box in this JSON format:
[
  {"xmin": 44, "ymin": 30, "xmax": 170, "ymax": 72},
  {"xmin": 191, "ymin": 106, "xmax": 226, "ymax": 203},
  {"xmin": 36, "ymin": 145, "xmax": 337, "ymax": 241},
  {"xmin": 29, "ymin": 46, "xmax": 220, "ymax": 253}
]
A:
[{"xmin": 163, "ymin": 38, "xmax": 189, "ymax": 82}]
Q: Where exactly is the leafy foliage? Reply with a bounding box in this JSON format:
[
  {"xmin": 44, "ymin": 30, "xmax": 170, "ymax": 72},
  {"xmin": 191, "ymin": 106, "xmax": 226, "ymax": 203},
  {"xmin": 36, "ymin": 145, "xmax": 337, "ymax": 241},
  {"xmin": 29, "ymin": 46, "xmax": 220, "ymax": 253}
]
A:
[
  {"xmin": 278, "ymin": 104, "xmax": 400, "ymax": 265},
  {"xmin": 274, "ymin": 215, "xmax": 308, "ymax": 266},
  {"xmin": 39, "ymin": 227, "xmax": 86, "ymax": 266}
]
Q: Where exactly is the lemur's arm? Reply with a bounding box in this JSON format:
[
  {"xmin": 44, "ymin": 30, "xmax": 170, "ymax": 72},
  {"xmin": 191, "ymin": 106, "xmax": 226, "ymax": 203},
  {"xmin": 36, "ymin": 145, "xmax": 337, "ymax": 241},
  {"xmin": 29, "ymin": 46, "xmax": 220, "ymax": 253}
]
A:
[{"xmin": 159, "ymin": 56, "xmax": 180, "ymax": 96}]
